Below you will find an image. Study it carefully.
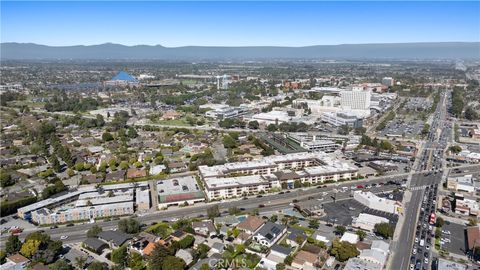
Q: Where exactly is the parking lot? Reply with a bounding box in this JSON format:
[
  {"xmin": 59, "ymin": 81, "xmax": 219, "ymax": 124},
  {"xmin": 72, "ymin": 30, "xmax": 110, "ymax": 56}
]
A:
[
  {"xmin": 320, "ymin": 198, "xmax": 399, "ymax": 227},
  {"xmin": 440, "ymin": 222, "xmax": 467, "ymax": 256},
  {"xmin": 380, "ymin": 119, "xmax": 425, "ymax": 138}
]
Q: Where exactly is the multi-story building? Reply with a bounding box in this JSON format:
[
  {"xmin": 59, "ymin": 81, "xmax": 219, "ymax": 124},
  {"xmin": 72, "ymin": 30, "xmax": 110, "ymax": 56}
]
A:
[
  {"xmin": 286, "ymin": 133, "xmax": 341, "ymax": 153},
  {"xmin": 340, "ymin": 87, "xmax": 371, "ymax": 110},
  {"xmin": 321, "ymin": 111, "xmax": 363, "ymax": 128},
  {"xmin": 199, "ymin": 152, "xmax": 358, "ymax": 200},
  {"xmin": 353, "ymin": 191, "xmax": 403, "ymax": 215},
  {"xmin": 18, "ymin": 183, "xmax": 149, "ymax": 224},
  {"xmin": 381, "ymin": 77, "xmax": 395, "ymax": 87}
]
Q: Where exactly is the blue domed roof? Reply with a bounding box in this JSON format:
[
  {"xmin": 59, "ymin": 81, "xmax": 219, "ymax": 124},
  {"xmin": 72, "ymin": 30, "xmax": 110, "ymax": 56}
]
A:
[{"xmin": 111, "ymin": 71, "xmax": 137, "ymax": 82}]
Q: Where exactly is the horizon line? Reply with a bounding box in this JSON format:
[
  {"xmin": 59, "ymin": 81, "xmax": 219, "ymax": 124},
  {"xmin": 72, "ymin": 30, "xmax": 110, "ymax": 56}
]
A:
[{"xmin": 2, "ymin": 41, "xmax": 480, "ymax": 48}]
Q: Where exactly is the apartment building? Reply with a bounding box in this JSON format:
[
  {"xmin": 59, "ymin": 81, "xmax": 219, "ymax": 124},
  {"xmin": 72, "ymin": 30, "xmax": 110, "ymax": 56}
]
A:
[{"xmin": 199, "ymin": 152, "xmax": 358, "ymax": 200}]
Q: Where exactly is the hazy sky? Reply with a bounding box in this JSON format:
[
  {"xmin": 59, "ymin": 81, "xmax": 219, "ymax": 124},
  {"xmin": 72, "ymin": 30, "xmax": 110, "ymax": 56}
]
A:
[{"xmin": 2, "ymin": 1, "xmax": 479, "ymax": 46}]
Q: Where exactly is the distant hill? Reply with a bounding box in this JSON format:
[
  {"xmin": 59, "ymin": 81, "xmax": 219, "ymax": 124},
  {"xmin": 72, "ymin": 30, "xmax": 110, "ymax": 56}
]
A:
[{"xmin": 1, "ymin": 42, "xmax": 479, "ymax": 60}]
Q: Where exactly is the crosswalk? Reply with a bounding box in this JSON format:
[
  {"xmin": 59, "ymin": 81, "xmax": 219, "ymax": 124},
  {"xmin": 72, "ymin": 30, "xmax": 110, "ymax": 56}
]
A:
[{"xmin": 410, "ymin": 185, "xmax": 428, "ymax": 191}]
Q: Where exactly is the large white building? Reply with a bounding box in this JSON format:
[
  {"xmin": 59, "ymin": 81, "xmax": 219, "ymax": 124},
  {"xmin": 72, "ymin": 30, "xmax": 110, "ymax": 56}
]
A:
[
  {"xmin": 447, "ymin": 174, "xmax": 476, "ymax": 193},
  {"xmin": 321, "ymin": 111, "xmax": 363, "ymax": 128},
  {"xmin": 199, "ymin": 152, "xmax": 358, "ymax": 200},
  {"xmin": 352, "ymin": 213, "xmax": 390, "ymax": 232},
  {"xmin": 353, "ymin": 191, "xmax": 403, "ymax": 215},
  {"xmin": 286, "ymin": 133, "xmax": 341, "ymax": 153},
  {"xmin": 18, "ymin": 183, "xmax": 149, "ymax": 225},
  {"xmin": 340, "ymin": 87, "xmax": 371, "ymax": 110}
]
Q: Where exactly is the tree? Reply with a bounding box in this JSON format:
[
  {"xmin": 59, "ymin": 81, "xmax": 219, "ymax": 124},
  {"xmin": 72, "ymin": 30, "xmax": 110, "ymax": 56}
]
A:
[
  {"xmin": 309, "ymin": 219, "xmax": 319, "ymax": 229},
  {"xmin": 87, "ymin": 225, "xmax": 103, "ymax": 238},
  {"xmin": 74, "ymin": 162, "xmax": 85, "ymax": 171},
  {"xmin": 87, "ymin": 262, "xmax": 108, "ymax": 270},
  {"xmin": 0, "ymin": 250, "xmax": 6, "ymax": 264},
  {"xmin": 199, "ymin": 264, "xmax": 211, "ymax": 270},
  {"xmin": 102, "ymin": 132, "xmax": 114, "ymax": 142},
  {"xmin": 118, "ymin": 218, "xmax": 140, "ymax": 234},
  {"xmin": 49, "ymin": 154, "xmax": 61, "ymax": 172},
  {"xmin": 330, "ymin": 239, "xmax": 359, "ymax": 262},
  {"xmin": 448, "ymin": 145, "xmax": 462, "ymax": 154},
  {"xmin": 267, "ymin": 124, "xmax": 278, "ymax": 132},
  {"xmin": 334, "ymin": 225, "xmax": 347, "ymax": 235},
  {"xmin": 128, "ymin": 251, "xmax": 145, "ymax": 270},
  {"xmin": 74, "ymin": 256, "xmax": 87, "ymax": 270},
  {"xmin": 148, "ymin": 244, "xmax": 172, "ymax": 270},
  {"xmin": 207, "ymin": 205, "xmax": 220, "ymax": 219},
  {"xmin": 465, "ymin": 106, "xmax": 478, "ymax": 120},
  {"xmin": 120, "ymin": 161, "xmax": 129, "ymax": 170},
  {"xmin": 5, "ymin": 235, "xmax": 22, "ymax": 254},
  {"xmin": 111, "ymin": 245, "xmax": 128, "ymax": 266},
  {"xmin": 228, "ymin": 206, "xmax": 241, "ymax": 215},
  {"xmin": 20, "ymin": 239, "xmax": 41, "ymax": 258},
  {"xmin": 127, "ymin": 127, "xmax": 138, "ymax": 138},
  {"xmin": 276, "ymin": 263, "xmax": 285, "ymax": 270},
  {"xmin": 49, "ymin": 259, "xmax": 73, "ymax": 270},
  {"xmin": 468, "ymin": 218, "xmax": 478, "ymax": 226},
  {"xmin": 223, "ymin": 135, "xmax": 237, "ymax": 149},
  {"xmin": 435, "ymin": 217, "xmax": 445, "ymax": 228},
  {"xmin": 178, "ymin": 235, "xmax": 195, "ymax": 249},
  {"xmin": 356, "ymin": 230, "xmax": 366, "ymax": 241},
  {"xmin": 162, "ymin": 256, "xmax": 186, "ymax": 270},
  {"xmin": 0, "ymin": 170, "xmax": 14, "ymax": 188},
  {"xmin": 248, "ymin": 121, "xmax": 259, "ymax": 130},
  {"xmin": 374, "ymin": 222, "xmax": 394, "ymax": 239},
  {"xmin": 96, "ymin": 114, "xmax": 105, "ymax": 127}
]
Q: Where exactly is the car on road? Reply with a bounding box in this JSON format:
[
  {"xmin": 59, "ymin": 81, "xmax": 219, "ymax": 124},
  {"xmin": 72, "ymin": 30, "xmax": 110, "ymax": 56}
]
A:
[
  {"xmin": 60, "ymin": 235, "xmax": 68, "ymax": 240},
  {"xmin": 424, "ymin": 257, "xmax": 429, "ymax": 264}
]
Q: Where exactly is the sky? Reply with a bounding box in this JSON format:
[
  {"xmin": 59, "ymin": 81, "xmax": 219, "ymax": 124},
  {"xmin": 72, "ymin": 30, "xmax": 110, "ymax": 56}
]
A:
[{"xmin": 1, "ymin": 1, "xmax": 479, "ymax": 47}]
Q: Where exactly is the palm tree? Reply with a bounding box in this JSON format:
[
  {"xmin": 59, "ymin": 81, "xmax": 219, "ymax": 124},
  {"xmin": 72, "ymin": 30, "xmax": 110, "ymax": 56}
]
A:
[{"xmin": 74, "ymin": 256, "xmax": 87, "ymax": 269}]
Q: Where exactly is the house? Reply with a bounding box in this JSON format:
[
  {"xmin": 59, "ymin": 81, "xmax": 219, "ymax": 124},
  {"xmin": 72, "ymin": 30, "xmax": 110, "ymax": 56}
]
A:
[
  {"xmin": 170, "ymin": 230, "xmax": 188, "ymax": 242},
  {"xmin": 340, "ymin": 232, "xmax": 359, "ymax": 244},
  {"xmin": 210, "ymin": 242, "xmax": 225, "ymax": 254},
  {"xmin": 260, "ymin": 245, "xmax": 292, "ymax": 270},
  {"xmin": 192, "ymin": 234, "xmax": 207, "ymax": 248},
  {"xmin": 29, "ymin": 264, "xmax": 49, "ymax": 270},
  {"xmin": 143, "ymin": 241, "xmax": 167, "ymax": 256},
  {"xmin": 126, "ymin": 168, "xmax": 147, "ymax": 179},
  {"xmin": 358, "ymin": 240, "xmax": 389, "ymax": 268},
  {"xmin": 98, "ymin": 231, "xmax": 132, "ymax": 248},
  {"xmin": 175, "ymin": 249, "xmax": 193, "ymax": 265},
  {"xmin": 162, "ymin": 111, "xmax": 181, "ymax": 120},
  {"xmin": 311, "ymin": 224, "xmax": 335, "ymax": 244},
  {"xmin": 192, "ymin": 221, "xmax": 216, "ymax": 237},
  {"xmin": 82, "ymin": 174, "xmax": 103, "ymax": 184},
  {"xmin": 63, "ymin": 247, "xmax": 94, "ymax": 267},
  {"xmin": 286, "ymin": 228, "xmax": 307, "ymax": 247},
  {"xmin": 237, "ymin": 215, "xmax": 265, "ymax": 234},
  {"xmin": 190, "ymin": 253, "xmax": 222, "ymax": 270},
  {"xmin": 252, "ymin": 222, "xmax": 287, "ymax": 247},
  {"xmin": 291, "ymin": 250, "xmax": 318, "ymax": 270},
  {"xmin": 168, "ymin": 161, "xmax": 187, "ymax": 173},
  {"xmin": 270, "ymin": 244, "xmax": 293, "ymax": 258},
  {"xmin": 214, "ymin": 215, "xmax": 241, "ymax": 227},
  {"xmin": 234, "ymin": 232, "xmax": 251, "ymax": 244},
  {"xmin": 83, "ymin": 238, "xmax": 109, "ymax": 254},
  {"xmin": 105, "ymin": 170, "xmax": 126, "ymax": 182},
  {"xmin": 149, "ymin": 165, "xmax": 166, "ymax": 175},
  {"xmin": 1, "ymin": 254, "xmax": 30, "ymax": 270}
]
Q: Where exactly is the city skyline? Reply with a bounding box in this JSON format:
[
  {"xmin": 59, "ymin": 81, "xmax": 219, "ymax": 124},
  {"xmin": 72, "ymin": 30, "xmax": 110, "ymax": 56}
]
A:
[{"xmin": 2, "ymin": 1, "xmax": 479, "ymax": 47}]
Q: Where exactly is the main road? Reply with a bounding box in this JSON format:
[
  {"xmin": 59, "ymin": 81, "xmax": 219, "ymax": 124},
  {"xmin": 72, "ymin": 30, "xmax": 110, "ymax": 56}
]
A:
[{"xmin": 1, "ymin": 173, "xmax": 409, "ymax": 248}]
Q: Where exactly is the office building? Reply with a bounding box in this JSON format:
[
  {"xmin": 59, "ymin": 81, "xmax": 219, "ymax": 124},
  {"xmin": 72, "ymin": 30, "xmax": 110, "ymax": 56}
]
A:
[{"xmin": 353, "ymin": 191, "xmax": 403, "ymax": 215}]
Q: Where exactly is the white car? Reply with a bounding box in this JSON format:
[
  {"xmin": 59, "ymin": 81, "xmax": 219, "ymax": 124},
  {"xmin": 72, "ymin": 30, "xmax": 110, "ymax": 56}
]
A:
[
  {"xmin": 415, "ymin": 237, "xmax": 419, "ymax": 243},
  {"xmin": 426, "ymin": 245, "xmax": 430, "ymax": 250},
  {"xmin": 412, "ymin": 249, "xmax": 417, "ymax": 255},
  {"xmin": 60, "ymin": 235, "xmax": 68, "ymax": 240},
  {"xmin": 424, "ymin": 257, "xmax": 429, "ymax": 264}
]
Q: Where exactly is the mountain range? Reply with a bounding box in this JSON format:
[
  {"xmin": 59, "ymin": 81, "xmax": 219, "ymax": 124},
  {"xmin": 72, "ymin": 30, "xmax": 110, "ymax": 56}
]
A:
[{"xmin": 1, "ymin": 42, "xmax": 479, "ymax": 60}]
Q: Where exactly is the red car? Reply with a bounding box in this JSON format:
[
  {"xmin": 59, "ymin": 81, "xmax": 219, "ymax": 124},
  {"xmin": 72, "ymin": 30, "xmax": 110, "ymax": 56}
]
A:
[{"xmin": 356, "ymin": 185, "xmax": 364, "ymax": 189}]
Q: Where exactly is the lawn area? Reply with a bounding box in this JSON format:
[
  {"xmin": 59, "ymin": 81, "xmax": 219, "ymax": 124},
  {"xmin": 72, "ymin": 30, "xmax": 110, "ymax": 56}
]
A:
[
  {"xmin": 155, "ymin": 118, "xmax": 191, "ymax": 126},
  {"xmin": 290, "ymin": 224, "xmax": 315, "ymax": 236},
  {"xmin": 145, "ymin": 222, "xmax": 172, "ymax": 238},
  {"xmin": 248, "ymin": 243, "xmax": 269, "ymax": 253}
]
